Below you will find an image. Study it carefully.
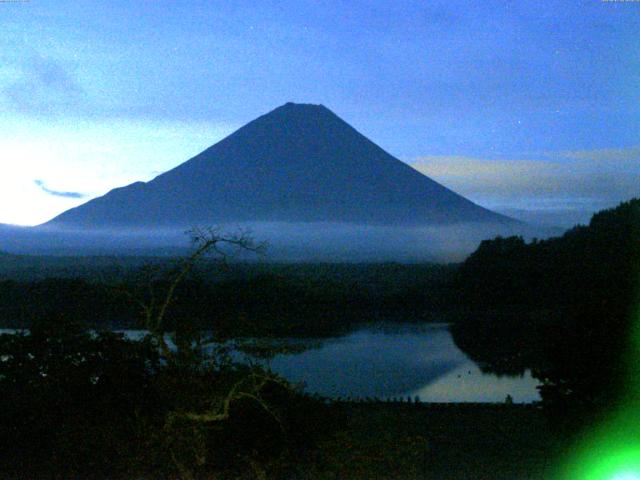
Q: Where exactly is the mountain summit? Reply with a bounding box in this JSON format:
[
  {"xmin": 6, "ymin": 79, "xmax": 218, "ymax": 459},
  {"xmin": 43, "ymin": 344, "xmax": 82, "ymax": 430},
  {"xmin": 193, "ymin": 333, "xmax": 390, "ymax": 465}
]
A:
[{"xmin": 46, "ymin": 103, "xmax": 511, "ymax": 228}]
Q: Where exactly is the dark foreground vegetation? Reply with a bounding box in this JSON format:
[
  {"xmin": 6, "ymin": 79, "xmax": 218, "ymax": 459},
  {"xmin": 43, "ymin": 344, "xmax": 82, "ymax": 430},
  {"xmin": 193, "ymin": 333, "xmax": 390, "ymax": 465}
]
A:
[
  {"xmin": 452, "ymin": 198, "xmax": 640, "ymax": 429},
  {"xmin": 0, "ymin": 199, "xmax": 638, "ymax": 478},
  {"xmin": 0, "ymin": 315, "xmax": 338, "ymax": 479},
  {"xmin": 0, "ymin": 260, "xmax": 455, "ymax": 336},
  {"xmin": 286, "ymin": 402, "xmax": 557, "ymax": 480}
]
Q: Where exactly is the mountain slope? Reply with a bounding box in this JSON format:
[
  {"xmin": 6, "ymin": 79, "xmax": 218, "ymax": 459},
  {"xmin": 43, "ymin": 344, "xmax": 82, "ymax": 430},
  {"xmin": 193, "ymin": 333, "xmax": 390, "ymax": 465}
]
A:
[{"xmin": 46, "ymin": 103, "xmax": 511, "ymax": 228}]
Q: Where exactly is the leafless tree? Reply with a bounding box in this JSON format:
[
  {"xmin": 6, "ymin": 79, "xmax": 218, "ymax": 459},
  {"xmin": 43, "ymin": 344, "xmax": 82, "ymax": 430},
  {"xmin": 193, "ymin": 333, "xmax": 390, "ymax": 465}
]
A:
[{"xmin": 133, "ymin": 228, "xmax": 291, "ymax": 480}]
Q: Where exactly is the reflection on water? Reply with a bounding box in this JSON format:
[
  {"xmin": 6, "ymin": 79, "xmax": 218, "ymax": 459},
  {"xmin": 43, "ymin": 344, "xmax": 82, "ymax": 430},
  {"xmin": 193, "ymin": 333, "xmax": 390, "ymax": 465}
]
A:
[
  {"xmin": 408, "ymin": 362, "xmax": 540, "ymax": 403},
  {"xmin": 263, "ymin": 324, "xmax": 541, "ymax": 403},
  {"xmin": 0, "ymin": 324, "xmax": 541, "ymax": 403}
]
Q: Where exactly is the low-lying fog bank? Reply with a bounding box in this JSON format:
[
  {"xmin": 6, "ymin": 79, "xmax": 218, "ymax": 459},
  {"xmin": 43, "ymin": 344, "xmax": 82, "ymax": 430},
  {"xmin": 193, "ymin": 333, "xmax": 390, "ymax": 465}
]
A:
[{"xmin": 0, "ymin": 221, "xmax": 555, "ymax": 262}]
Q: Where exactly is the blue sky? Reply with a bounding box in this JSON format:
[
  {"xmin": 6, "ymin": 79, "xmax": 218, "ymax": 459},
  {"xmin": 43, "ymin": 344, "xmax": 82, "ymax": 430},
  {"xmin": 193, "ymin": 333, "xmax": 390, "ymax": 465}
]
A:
[{"xmin": 1, "ymin": 0, "xmax": 638, "ymax": 226}]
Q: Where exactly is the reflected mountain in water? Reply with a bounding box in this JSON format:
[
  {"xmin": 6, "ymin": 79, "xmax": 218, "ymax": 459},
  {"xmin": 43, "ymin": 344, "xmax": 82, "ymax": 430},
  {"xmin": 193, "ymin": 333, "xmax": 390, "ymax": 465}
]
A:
[{"xmin": 262, "ymin": 324, "xmax": 540, "ymax": 402}]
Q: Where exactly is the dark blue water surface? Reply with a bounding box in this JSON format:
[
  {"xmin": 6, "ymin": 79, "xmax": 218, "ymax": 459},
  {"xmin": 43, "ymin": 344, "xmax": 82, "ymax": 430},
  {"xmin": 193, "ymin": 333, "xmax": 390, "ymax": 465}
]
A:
[{"xmin": 259, "ymin": 324, "xmax": 540, "ymax": 403}]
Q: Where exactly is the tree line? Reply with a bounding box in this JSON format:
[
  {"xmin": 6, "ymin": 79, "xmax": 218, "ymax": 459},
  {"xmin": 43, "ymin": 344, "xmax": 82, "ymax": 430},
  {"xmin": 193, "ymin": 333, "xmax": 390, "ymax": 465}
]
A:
[
  {"xmin": 452, "ymin": 198, "xmax": 640, "ymax": 427},
  {"xmin": 0, "ymin": 263, "xmax": 456, "ymax": 337}
]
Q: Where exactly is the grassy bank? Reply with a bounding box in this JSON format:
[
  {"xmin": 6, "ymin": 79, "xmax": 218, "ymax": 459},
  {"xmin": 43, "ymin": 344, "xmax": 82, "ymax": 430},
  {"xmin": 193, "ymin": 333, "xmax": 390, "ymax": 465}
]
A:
[{"xmin": 279, "ymin": 403, "xmax": 558, "ymax": 480}]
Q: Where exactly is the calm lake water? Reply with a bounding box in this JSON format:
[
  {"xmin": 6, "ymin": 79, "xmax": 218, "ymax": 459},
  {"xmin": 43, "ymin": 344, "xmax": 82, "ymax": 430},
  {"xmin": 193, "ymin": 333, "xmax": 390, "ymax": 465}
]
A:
[
  {"xmin": 254, "ymin": 324, "xmax": 540, "ymax": 403},
  {"xmin": 1, "ymin": 324, "xmax": 541, "ymax": 403}
]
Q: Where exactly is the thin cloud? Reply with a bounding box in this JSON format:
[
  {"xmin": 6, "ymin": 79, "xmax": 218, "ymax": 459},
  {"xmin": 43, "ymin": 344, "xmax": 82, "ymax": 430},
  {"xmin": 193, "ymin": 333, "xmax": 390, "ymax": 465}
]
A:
[
  {"xmin": 411, "ymin": 153, "xmax": 640, "ymax": 227},
  {"xmin": 551, "ymin": 146, "xmax": 640, "ymax": 162},
  {"xmin": 3, "ymin": 55, "xmax": 86, "ymax": 117},
  {"xmin": 34, "ymin": 180, "xmax": 87, "ymax": 199},
  {"xmin": 412, "ymin": 154, "xmax": 640, "ymax": 201}
]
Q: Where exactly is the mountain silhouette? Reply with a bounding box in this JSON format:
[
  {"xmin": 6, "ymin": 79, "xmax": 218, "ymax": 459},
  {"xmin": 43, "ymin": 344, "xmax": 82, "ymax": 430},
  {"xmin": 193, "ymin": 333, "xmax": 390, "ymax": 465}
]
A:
[{"xmin": 46, "ymin": 103, "xmax": 511, "ymax": 228}]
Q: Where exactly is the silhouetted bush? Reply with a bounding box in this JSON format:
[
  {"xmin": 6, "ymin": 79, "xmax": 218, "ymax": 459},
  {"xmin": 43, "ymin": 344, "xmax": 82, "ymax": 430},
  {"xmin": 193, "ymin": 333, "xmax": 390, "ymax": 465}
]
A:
[{"xmin": 0, "ymin": 316, "xmax": 336, "ymax": 479}]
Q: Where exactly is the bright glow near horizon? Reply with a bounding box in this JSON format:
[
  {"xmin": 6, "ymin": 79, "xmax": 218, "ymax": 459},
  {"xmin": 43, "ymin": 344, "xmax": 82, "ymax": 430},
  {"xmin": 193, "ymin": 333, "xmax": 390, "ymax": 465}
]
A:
[{"xmin": 0, "ymin": 116, "xmax": 233, "ymax": 225}]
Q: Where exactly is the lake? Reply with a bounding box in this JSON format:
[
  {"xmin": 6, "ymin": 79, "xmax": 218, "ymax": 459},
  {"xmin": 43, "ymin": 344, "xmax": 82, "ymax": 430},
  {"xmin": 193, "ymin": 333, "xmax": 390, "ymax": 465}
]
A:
[
  {"xmin": 1, "ymin": 324, "xmax": 541, "ymax": 403},
  {"xmin": 254, "ymin": 324, "xmax": 541, "ymax": 403}
]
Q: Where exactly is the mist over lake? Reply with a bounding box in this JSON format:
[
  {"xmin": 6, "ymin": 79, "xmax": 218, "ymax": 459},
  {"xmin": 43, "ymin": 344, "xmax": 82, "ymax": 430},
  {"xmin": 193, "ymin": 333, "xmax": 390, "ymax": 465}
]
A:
[{"xmin": 0, "ymin": 219, "xmax": 549, "ymax": 262}]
